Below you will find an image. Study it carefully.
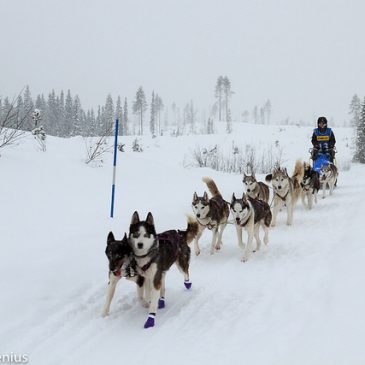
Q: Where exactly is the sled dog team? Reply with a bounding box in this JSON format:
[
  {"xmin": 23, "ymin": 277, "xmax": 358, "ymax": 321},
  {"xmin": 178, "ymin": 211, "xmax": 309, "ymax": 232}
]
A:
[{"xmin": 102, "ymin": 159, "xmax": 339, "ymax": 328}]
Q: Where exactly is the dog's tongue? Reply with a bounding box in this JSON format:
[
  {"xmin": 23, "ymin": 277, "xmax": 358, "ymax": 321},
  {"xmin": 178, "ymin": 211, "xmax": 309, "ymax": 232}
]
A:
[{"xmin": 113, "ymin": 270, "xmax": 121, "ymax": 277}]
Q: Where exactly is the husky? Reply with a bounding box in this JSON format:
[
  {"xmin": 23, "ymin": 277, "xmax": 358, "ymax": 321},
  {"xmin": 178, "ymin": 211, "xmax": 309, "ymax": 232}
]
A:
[
  {"xmin": 192, "ymin": 177, "xmax": 230, "ymax": 255},
  {"xmin": 102, "ymin": 232, "xmax": 143, "ymax": 318},
  {"xmin": 129, "ymin": 212, "xmax": 199, "ymax": 329},
  {"xmin": 230, "ymin": 193, "xmax": 272, "ymax": 262},
  {"xmin": 301, "ymin": 162, "xmax": 320, "ymax": 209},
  {"xmin": 319, "ymin": 163, "xmax": 338, "ymax": 199},
  {"xmin": 242, "ymin": 172, "xmax": 270, "ymax": 202},
  {"xmin": 265, "ymin": 160, "xmax": 304, "ymax": 226}
]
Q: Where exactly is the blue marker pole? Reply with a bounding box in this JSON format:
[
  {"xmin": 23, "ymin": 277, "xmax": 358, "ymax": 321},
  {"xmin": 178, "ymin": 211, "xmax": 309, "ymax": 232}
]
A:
[{"xmin": 110, "ymin": 118, "xmax": 119, "ymax": 218}]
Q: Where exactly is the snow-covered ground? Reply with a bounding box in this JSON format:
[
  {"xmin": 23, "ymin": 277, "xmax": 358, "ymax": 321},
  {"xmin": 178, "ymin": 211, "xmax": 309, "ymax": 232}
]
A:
[{"xmin": 1, "ymin": 123, "xmax": 364, "ymax": 365}]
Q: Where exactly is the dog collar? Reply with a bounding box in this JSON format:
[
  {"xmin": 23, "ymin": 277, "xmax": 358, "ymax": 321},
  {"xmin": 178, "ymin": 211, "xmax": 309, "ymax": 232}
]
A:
[{"xmin": 134, "ymin": 240, "xmax": 159, "ymax": 259}]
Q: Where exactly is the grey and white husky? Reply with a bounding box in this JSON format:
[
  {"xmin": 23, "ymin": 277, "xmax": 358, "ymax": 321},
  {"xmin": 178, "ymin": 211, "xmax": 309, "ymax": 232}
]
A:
[
  {"xmin": 301, "ymin": 162, "xmax": 320, "ymax": 209},
  {"xmin": 129, "ymin": 211, "xmax": 198, "ymax": 329},
  {"xmin": 230, "ymin": 193, "xmax": 272, "ymax": 262},
  {"xmin": 265, "ymin": 160, "xmax": 304, "ymax": 226},
  {"xmin": 320, "ymin": 163, "xmax": 338, "ymax": 199},
  {"xmin": 242, "ymin": 172, "xmax": 270, "ymax": 202},
  {"xmin": 192, "ymin": 177, "xmax": 230, "ymax": 256}
]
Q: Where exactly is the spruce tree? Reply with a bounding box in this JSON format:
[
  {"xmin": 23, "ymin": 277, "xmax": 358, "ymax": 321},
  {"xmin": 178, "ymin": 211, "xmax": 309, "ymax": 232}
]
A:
[
  {"xmin": 23, "ymin": 85, "xmax": 34, "ymax": 130},
  {"xmin": 64, "ymin": 90, "xmax": 73, "ymax": 137},
  {"xmin": 215, "ymin": 76, "xmax": 224, "ymax": 121},
  {"xmin": 103, "ymin": 94, "xmax": 114, "ymax": 135},
  {"xmin": 150, "ymin": 91, "xmax": 156, "ymax": 135},
  {"xmin": 357, "ymin": 97, "xmax": 365, "ymax": 163},
  {"xmin": 123, "ymin": 98, "xmax": 129, "ymax": 135},
  {"xmin": 222, "ymin": 76, "xmax": 233, "ymax": 129},
  {"xmin": 115, "ymin": 96, "xmax": 123, "ymax": 135},
  {"xmin": 155, "ymin": 94, "xmax": 164, "ymax": 134},
  {"xmin": 133, "ymin": 87, "xmax": 147, "ymax": 135}
]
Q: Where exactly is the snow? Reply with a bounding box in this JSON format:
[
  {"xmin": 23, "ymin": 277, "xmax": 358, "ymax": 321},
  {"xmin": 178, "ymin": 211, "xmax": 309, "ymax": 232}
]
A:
[{"xmin": 0, "ymin": 123, "xmax": 364, "ymax": 365}]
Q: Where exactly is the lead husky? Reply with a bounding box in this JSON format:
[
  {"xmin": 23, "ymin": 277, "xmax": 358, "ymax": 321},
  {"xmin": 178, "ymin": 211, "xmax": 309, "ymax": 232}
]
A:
[
  {"xmin": 230, "ymin": 193, "xmax": 272, "ymax": 262},
  {"xmin": 301, "ymin": 162, "xmax": 320, "ymax": 209},
  {"xmin": 265, "ymin": 160, "xmax": 304, "ymax": 226},
  {"xmin": 102, "ymin": 232, "xmax": 143, "ymax": 317},
  {"xmin": 192, "ymin": 177, "xmax": 230, "ymax": 256},
  {"xmin": 129, "ymin": 212, "xmax": 199, "ymax": 329},
  {"xmin": 242, "ymin": 173, "xmax": 270, "ymax": 202},
  {"xmin": 320, "ymin": 163, "xmax": 338, "ymax": 199}
]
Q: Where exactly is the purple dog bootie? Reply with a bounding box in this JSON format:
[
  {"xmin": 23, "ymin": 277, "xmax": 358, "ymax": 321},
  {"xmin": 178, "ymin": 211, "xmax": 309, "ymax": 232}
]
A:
[
  {"xmin": 184, "ymin": 280, "xmax": 192, "ymax": 290},
  {"xmin": 158, "ymin": 297, "xmax": 165, "ymax": 309},
  {"xmin": 144, "ymin": 313, "xmax": 155, "ymax": 329}
]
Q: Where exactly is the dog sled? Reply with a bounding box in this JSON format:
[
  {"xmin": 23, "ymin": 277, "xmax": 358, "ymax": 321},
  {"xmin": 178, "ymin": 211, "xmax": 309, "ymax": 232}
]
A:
[{"xmin": 309, "ymin": 147, "xmax": 337, "ymax": 174}]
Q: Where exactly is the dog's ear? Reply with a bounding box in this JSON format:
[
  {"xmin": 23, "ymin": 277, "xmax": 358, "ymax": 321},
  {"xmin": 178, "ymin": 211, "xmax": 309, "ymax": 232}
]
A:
[
  {"xmin": 242, "ymin": 192, "xmax": 247, "ymax": 202},
  {"xmin": 284, "ymin": 167, "xmax": 289, "ymax": 176},
  {"xmin": 252, "ymin": 171, "xmax": 256, "ymax": 179},
  {"xmin": 146, "ymin": 212, "xmax": 154, "ymax": 226},
  {"xmin": 231, "ymin": 193, "xmax": 236, "ymax": 205},
  {"xmin": 265, "ymin": 174, "xmax": 272, "ymax": 183},
  {"xmin": 121, "ymin": 233, "xmax": 128, "ymax": 245},
  {"xmin": 107, "ymin": 231, "xmax": 115, "ymax": 245},
  {"xmin": 131, "ymin": 211, "xmax": 140, "ymax": 225},
  {"xmin": 203, "ymin": 191, "xmax": 209, "ymax": 202},
  {"xmin": 193, "ymin": 192, "xmax": 198, "ymax": 203},
  {"xmin": 243, "ymin": 173, "xmax": 247, "ymax": 179}
]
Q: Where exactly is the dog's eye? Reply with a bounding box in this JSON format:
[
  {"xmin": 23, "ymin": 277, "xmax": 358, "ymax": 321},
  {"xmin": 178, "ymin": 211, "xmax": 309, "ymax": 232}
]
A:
[
  {"xmin": 133, "ymin": 233, "xmax": 139, "ymax": 238},
  {"xmin": 144, "ymin": 233, "xmax": 150, "ymax": 238}
]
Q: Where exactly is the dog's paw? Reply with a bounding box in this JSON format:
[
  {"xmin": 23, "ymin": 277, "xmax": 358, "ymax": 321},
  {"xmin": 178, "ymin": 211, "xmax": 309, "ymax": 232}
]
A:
[
  {"xmin": 158, "ymin": 297, "xmax": 165, "ymax": 309},
  {"xmin": 214, "ymin": 244, "xmax": 221, "ymax": 251},
  {"xmin": 271, "ymin": 223, "xmax": 276, "ymax": 228},
  {"xmin": 286, "ymin": 222, "xmax": 292, "ymax": 226},
  {"xmin": 241, "ymin": 252, "xmax": 250, "ymax": 262},
  {"xmin": 144, "ymin": 314, "xmax": 155, "ymax": 329},
  {"xmin": 101, "ymin": 310, "xmax": 109, "ymax": 318},
  {"xmin": 195, "ymin": 249, "xmax": 200, "ymax": 256},
  {"xmin": 139, "ymin": 299, "xmax": 149, "ymax": 308},
  {"xmin": 184, "ymin": 280, "xmax": 192, "ymax": 290}
]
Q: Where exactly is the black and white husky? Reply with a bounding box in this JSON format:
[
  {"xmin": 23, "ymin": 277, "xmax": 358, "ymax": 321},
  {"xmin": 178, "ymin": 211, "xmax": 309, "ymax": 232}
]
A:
[
  {"xmin": 320, "ymin": 163, "xmax": 338, "ymax": 198},
  {"xmin": 192, "ymin": 177, "xmax": 230, "ymax": 255},
  {"xmin": 265, "ymin": 160, "xmax": 304, "ymax": 226},
  {"xmin": 301, "ymin": 162, "xmax": 320, "ymax": 209},
  {"xmin": 230, "ymin": 193, "xmax": 272, "ymax": 262},
  {"xmin": 102, "ymin": 232, "xmax": 143, "ymax": 317},
  {"xmin": 242, "ymin": 173, "xmax": 270, "ymax": 203},
  {"xmin": 129, "ymin": 212, "xmax": 199, "ymax": 329}
]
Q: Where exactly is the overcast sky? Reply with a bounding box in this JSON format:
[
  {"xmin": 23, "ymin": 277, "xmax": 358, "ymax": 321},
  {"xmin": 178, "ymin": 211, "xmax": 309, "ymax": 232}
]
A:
[{"xmin": 1, "ymin": 0, "xmax": 365, "ymax": 124}]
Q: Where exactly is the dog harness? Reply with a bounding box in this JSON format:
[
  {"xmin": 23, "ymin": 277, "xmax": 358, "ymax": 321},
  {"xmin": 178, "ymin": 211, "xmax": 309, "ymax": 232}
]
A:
[
  {"xmin": 136, "ymin": 231, "xmax": 184, "ymax": 272},
  {"xmin": 197, "ymin": 197, "xmax": 229, "ymax": 230}
]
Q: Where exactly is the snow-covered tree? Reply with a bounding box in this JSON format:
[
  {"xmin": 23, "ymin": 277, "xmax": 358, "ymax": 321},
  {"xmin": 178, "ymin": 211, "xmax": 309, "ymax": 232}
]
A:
[
  {"xmin": 215, "ymin": 76, "xmax": 224, "ymax": 121},
  {"xmin": 64, "ymin": 90, "xmax": 73, "ymax": 137},
  {"xmin": 72, "ymin": 95, "xmax": 83, "ymax": 136},
  {"xmin": 23, "ymin": 85, "xmax": 34, "ymax": 131},
  {"xmin": 133, "ymin": 86, "xmax": 147, "ymax": 135},
  {"xmin": 123, "ymin": 97, "xmax": 129, "ymax": 135},
  {"xmin": 115, "ymin": 96, "xmax": 124, "ymax": 136},
  {"xmin": 155, "ymin": 94, "xmax": 164, "ymax": 134},
  {"xmin": 102, "ymin": 94, "xmax": 114, "ymax": 135},
  {"xmin": 264, "ymin": 99, "xmax": 272, "ymax": 124},
  {"xmin": 150, "ymin": 91, "xmax": 156, "ymax": 135},
  {"xmin": 355, "ymin": 97, "xmax": 365, "ymax": 163}
]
